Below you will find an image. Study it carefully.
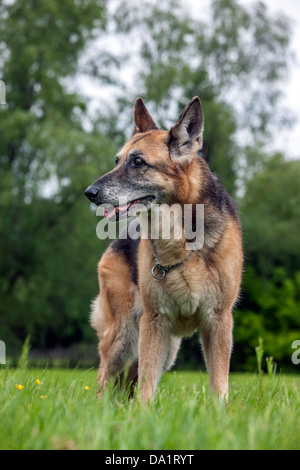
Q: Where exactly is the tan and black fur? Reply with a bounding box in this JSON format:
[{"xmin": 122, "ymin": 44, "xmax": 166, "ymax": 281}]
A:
[{"xmin": 85, "ymin": 97, "xmax": 243, "ymax": 401}]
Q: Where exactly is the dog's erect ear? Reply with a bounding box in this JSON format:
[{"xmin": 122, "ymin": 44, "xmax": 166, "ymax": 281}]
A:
[
  {"xmin": 169, "ymin": 97, "xmax": 204, "ymax": 162},
  {"xmin": 133, "ymin": 97, "xmax": 159, "ymax": 134}
]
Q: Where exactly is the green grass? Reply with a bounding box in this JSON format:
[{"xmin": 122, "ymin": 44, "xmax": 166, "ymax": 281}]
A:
[{"xmin": 0, "ymin": 366, "xmax": 299, "ymax": 450}]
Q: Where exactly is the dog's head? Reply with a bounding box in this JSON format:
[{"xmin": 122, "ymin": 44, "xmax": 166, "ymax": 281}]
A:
[{"xmin": 84, "ymin": 97, "xmax": 204, "ymax": 220}]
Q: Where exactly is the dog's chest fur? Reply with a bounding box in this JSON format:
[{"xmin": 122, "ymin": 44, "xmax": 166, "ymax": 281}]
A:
[{"xmin": 153, "ymin": 256, "xmax": 222, "ymax": 335}]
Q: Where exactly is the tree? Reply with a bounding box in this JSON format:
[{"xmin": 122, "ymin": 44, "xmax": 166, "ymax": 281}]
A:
[
  {"xmin": 0, "ymin": 0, "xmax": 115, "ymax": 353},
  {"xmin": 240, "ymin": 154, "xmax": 300, "ymax": 276},
  {"xmin": 233, "ymin": 155, "xmax": 300, "ymax": 370},
  {"xmin": 234, "ymin": 265, "xmax": 300, "ymax": 371}
]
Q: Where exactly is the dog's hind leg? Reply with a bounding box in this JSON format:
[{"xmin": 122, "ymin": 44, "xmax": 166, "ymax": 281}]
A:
[
  {"xmin": 163, "ymin": 336, "xmax": 181, "ymax": 373},
  {"xmin": 96, "ymin": 324, "xmax": 139, "ymax": 398},
  {"xmin": 91, "ymin": 248, "xmax": 141, "ymax": 398},
  {"xmin": 117, "ymin": 360, "xmax": 139, "ymax": 398}
]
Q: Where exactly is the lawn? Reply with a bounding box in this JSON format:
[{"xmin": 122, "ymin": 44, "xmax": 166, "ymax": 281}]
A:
[{"xmin": 0, "ymin": 366, "xmax": 299, "ymax": 450}]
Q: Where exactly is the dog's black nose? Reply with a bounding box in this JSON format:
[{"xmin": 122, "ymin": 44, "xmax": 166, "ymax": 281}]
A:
[{"xmin": 84, "ymin": 185, "xmax": 99, "ymax": 203}]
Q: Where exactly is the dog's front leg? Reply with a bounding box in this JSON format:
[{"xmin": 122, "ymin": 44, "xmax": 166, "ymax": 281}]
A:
[
  {"xmin": 138, "ymin": 312, "xmax": 170, "ymax": 403},
  {"xmin": 200, "ymin": 310, "xmax": 233, "ymax": 401}
]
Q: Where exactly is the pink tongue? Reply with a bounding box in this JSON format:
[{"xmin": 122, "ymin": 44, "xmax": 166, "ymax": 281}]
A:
[
  {"xmin": 104, "ymin": 207, "xmax": 116, "ymax": 218},
  {"xmin": 104, "ymin": 203, "xmax": 130, "ymax": 218}
]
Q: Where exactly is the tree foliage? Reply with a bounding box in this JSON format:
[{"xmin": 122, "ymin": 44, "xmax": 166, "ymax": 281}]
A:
[{"xmin": 0, "ymin": 0, "xmax": 115, "ymax": 352}]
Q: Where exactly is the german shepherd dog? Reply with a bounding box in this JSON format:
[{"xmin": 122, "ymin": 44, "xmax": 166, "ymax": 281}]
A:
[{"xmin": 84, "ymin": 97, "xmax": 243, "ymax": 402}]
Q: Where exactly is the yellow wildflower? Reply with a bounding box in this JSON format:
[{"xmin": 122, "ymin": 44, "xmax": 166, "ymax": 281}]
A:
[
  {"xmin": 16, "ymin": 384, "xmax": 24, "ymax": 390},
  {"xmin": 36, "ymin": 379, "xmax": 41, "ymax": 385},
  {"xmin": 84, "ymin": 386, "xmax": 89, "ymax": 391},
  {"xmin": 40, "ymin": 395, "xmax": 48, "ymax": 399}
]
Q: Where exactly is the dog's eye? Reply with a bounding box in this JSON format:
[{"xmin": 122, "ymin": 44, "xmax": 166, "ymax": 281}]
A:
[{"xmin": 133, "ymin": 156, "xmax": 145, "ymax": 167}]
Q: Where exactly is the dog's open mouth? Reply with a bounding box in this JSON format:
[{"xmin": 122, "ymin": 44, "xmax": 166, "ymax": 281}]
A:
[{"xmin": 103, "ymin": 196, "xmax": 155, "ymax": 220}]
